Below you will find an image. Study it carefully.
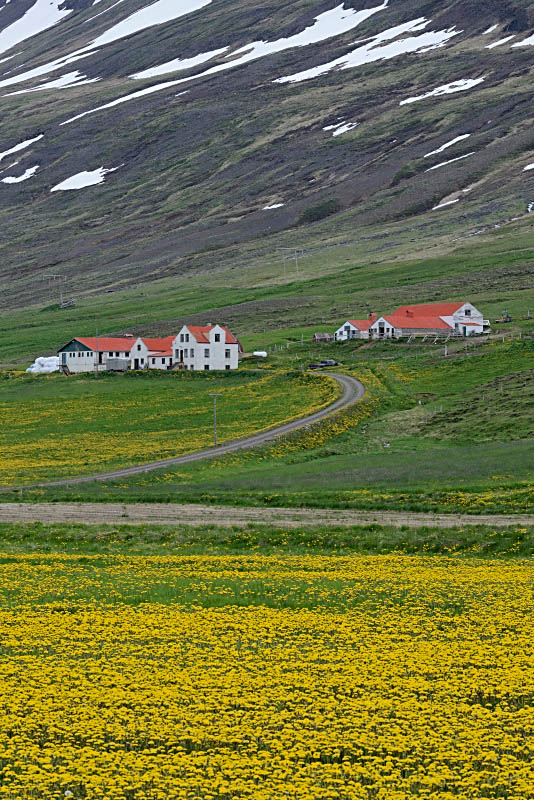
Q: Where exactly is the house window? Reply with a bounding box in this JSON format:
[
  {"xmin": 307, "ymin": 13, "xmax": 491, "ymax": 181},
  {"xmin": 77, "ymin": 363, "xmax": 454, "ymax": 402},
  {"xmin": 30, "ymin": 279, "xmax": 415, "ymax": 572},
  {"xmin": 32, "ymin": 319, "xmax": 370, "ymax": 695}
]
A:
[
  {"xmin": 225, "ymin": 364, "xmax": 230, "ymax": 370},
  {"xmin": 190, "ymin": 349, "xmax": 194, "ymax": 358},
  {"xmin": 225, "ymin": 349, "xmax": 230, "ymax": 359},
  {"xmin": 180, "ymin": 334, "xmax": 184, "ymax": 343},
  {"xmin": 184, "ymin": 349, "xmax": 188, "ymax": 358},
  {"xmin": 465, "ymin": 308, "xmax": 471, "ymax": 316},
  {"xmin": 204, "ymin": 348, "xmax": 210, "ymax": 358},
  {"xmin": 204, "ymin": 364, "xmax": 210, "ymax": 371},
  {"xmin": 152, "ymin": 358, "xmax": 155, "ymax": 365},
  {"xmin": 185, "ymin": 334, "xmax": 189, "ymax": 342},
  {"xmin": 175, "ymin": 350, "xmax": 179, "ymax": 359},
  {"xmin": 214, "ymin": 333, "xmax": 220, "ymax": 342},
  {"xmin": 140, "ymin": 358, "xmax": 144, "ymax": 365},
  {"xmin": 137, "ymin": 344, "xmax": 142, "ymax": 351}
]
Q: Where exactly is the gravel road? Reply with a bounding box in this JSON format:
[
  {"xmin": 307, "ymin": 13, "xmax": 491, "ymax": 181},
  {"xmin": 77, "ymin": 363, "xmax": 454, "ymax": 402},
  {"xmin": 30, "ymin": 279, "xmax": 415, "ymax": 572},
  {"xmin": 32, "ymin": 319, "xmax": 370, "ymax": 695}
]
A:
[{"xmin": 0, "ymin": 502, "xmax": 532, "ymax": 528}]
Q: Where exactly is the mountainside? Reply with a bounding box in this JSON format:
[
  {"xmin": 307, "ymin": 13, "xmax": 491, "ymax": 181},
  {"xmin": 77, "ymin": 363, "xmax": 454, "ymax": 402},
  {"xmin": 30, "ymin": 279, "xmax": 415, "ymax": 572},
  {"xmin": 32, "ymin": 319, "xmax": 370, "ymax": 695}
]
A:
[{"xmin": 0, "ymin": 0, "xmax": 533, "ymax": 311}]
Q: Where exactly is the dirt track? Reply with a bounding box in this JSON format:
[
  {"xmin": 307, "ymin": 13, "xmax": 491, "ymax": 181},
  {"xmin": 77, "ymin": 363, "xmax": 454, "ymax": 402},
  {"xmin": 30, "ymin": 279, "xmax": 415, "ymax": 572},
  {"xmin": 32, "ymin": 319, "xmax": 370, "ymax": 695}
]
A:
[{"xmin": 0, "ymin": 502, "xmax": 532, "ymax": 529}]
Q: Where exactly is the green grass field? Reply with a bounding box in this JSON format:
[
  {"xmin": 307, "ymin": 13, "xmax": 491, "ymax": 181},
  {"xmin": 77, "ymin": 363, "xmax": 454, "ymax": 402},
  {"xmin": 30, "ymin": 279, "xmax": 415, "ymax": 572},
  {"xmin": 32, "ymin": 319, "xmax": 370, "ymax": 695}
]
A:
[
  {"xmin": 0, "ymin": 368, "xmax": 336, "ymax": 485},
  {"xmin": 9, "ymin": 336, "xmax": 532, "ymax": 514},
  {"xmin": 2, "ymin": 223, "xmax": 534, "ymax": 367}
]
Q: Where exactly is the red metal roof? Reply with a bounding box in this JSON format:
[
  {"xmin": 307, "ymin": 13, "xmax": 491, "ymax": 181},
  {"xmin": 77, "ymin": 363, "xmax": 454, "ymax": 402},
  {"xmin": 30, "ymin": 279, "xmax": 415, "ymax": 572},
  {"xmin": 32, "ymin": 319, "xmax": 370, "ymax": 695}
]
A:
[
  {"xmin": 347, "ymin": 318, "xmax": 375, "ymax": 330},
  {"xmin": 75, "ymin": 337, "xmax": 136, "ymax": 352},
  {"xmin": 382, "ymin": 302, "xmax": 465, "ymax": 330},
  {"xmin": 186, "ymin": 325, "xmax": 238, "ymax": 344},
  {"xmin": 142, "ymin": 336, "xmax": 175, "ymax": 353}
]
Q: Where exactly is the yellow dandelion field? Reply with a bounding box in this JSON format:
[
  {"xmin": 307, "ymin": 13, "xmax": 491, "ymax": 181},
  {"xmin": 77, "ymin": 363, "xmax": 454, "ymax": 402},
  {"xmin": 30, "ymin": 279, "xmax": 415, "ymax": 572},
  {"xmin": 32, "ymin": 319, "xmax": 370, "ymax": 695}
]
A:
[
  {"xmin": 0, "ymin": 370, "xmax": 337, "ymax": 484},
  {"xmin": 1, "ymin": 552, "xmax": 534, "ymax": 799}
]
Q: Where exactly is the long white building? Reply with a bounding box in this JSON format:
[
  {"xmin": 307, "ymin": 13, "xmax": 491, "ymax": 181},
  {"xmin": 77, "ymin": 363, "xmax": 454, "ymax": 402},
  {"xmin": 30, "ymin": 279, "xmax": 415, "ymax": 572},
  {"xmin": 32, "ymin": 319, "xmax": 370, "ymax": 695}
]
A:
[{"xmin": 57, "ymin": 325, "xmax": 241, "ymax": 373}]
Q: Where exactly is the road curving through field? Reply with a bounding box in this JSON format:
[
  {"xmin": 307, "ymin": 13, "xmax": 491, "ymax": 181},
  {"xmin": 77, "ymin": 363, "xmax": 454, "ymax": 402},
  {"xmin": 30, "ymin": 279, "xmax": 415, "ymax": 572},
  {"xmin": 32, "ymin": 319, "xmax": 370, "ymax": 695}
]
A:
[{"xmin": 2, "ymin": 372, "xmax": 365, "ymax": 489}]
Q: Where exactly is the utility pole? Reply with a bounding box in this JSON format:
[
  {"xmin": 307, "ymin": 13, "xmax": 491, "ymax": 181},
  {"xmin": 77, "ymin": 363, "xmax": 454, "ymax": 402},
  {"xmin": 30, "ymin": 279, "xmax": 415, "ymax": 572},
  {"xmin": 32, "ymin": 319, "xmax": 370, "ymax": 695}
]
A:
[
  {"xmin": 44, "ymin": 273, "xmax": 66, "ymax": 306},
  {"xmin": 208, "ymin": 393, "xmax": 222, "ymax": 446},
  {"xmin": 95, "ymin": 325, "xmax": 99, "ymax": 378},
  {"xmin": 279, "ymin": 247, "xmax": 304, "ymax": 278}
]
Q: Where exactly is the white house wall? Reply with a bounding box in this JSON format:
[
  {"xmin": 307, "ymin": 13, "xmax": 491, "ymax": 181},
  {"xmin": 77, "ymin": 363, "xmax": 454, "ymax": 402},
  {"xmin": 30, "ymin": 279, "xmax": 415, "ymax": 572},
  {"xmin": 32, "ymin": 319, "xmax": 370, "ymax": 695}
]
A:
[
  {"xmin": 173, "ymin": 325, "xmax": 239, "ymax": 371},
  {"xmin": 335, "ymin": 322, "xmax": 362, "ymax": 341}
]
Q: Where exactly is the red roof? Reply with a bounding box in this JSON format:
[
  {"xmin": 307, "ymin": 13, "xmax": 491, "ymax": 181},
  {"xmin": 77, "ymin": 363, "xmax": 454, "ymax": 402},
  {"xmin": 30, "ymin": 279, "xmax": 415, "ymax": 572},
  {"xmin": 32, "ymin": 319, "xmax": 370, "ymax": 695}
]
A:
[
  {"xmin": 150, "ymin": 350, "xmax": 173, "ymax": 357},
  {"xmin": 383, "ymin": 302, "xmax": 465, "ymax": 330},
  {"xmin": 75, "ymin": 336, "xmax": 136, "ymax": 352},
  {"xmin": 347, "ymin": 318, "xmax": 375, "ymax": 331},
  {"xmin": 142, "ymin": 336, "xmax": 175, "ymax": 353},
  {"xmin": 186, "ymin": 325, "xmax": 238, "ymax": 344}
]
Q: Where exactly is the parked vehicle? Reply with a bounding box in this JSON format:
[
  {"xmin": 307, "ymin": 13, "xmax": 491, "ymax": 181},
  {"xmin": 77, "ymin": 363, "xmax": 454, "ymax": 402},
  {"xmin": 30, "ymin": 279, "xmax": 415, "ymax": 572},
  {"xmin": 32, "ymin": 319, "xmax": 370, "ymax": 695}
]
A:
[
  {"xmin": 318, "ymin": 359, "xmax": 340, "ymax": 367},
  {"xmin": 307, "ymin": 362, "xmax": 323, "ymax": 370}
]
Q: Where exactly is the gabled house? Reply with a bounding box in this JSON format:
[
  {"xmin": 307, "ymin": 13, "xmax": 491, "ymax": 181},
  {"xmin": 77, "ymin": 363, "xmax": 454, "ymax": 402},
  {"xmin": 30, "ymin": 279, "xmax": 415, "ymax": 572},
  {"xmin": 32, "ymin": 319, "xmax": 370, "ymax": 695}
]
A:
[
  {"xmin": 334, "ymin": 315, "xmax": 377, "ymax": 341},
  {"xmin": 130, "ymin": 336, "xmax": 176, "ymax": 370},
  {"xmin": 57, "ymin": 335, "xmax": 135, "ymax": 373},
  {"xmin": 173, "ymin": 324, "xmax": 241, "ymax": 371},
  {"xmin": 368, "ymin": 302, "xmax": 488, "ymax": 338}
]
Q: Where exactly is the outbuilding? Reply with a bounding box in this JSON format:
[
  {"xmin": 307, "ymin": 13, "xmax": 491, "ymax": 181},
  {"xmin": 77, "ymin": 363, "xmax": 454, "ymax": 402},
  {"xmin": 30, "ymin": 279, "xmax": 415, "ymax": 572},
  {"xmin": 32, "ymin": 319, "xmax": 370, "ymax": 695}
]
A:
[
  {"xmin": 334, "ymin": 315, "xmax": 377, "ymax": 341},
  {"xmin": 57, "ymin": 336, "xmax": 136, "ymax": 373}
]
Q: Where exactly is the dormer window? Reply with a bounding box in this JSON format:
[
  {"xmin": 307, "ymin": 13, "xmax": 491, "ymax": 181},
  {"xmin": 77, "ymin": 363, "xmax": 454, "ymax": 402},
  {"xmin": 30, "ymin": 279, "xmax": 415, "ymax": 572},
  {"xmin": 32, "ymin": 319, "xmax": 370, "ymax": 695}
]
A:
[
  {"xmin": 214, "ymin": 333, "xmax": 221, "ymax": 342},
  {"xmin": 464, "ymin": 308, "xmax": 471, "ymax": 316}
]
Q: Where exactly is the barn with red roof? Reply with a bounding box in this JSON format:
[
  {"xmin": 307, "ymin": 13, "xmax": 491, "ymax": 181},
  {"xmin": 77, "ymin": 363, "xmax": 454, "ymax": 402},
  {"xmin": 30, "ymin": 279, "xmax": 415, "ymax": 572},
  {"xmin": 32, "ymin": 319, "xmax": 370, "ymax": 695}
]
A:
[
  {"xmin": 57, "ymin": 335, "xmax": 136, "ymax": 373},
  {"xmin": 369, "ymin": 302, "xmax": 488, "ymax": 338}
]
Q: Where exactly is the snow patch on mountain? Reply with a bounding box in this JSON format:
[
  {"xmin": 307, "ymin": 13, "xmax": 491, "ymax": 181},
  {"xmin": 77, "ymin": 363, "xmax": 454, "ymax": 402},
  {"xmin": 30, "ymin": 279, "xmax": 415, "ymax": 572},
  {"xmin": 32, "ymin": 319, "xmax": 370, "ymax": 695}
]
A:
[
  {"xmin": 485, "ymin": 35, "xmax": 515, "ymax": 49},
  {"xmin": 274, "ymin": 18, "xmax": 459, "ymax": 84},
  {"xmin": 1, "ymin": 164, "xmax": 39, "ymax": 183},
  {"xmin": 0, "ymin": 0, "xmax": 71, "ymax": 56},
  {"xmin": 0, "ymin": 49, "xmax": 98, "ymax": 89},
  {"xmin": 51, "ymin": 166, "xmax": 119, "ymax": 191},
  {"xmin": 0, "ymin": 0, "xmax": 213, "ymax": 88},
  {"xmin": 130, "ymin": 2, "xmax": 390, "ymax": 83},
  {"xmin": 89, "ymin": 0, "xmax": 213, "ymax": 49},
  {"xmin": 0, "ymin": 134, "xmax": 43, "ymax": 162},
  {"xmin": 62, "ymin": 80, "xmax": 190, "ymax": 125},
  {"xmin": 132, "ymin": 47, "xmax": 229, "ymax": 80},
  {"xmin": 400, "ymin": 77, "xmax": 485, "ymax": 105},
  {"xmin": 432, "ymin": 198, "xmax": 459, "ymax": 210},
  {"xmin": 424, "ymin": 134, "xmax": 471, "ymax": 157},
  {"xmin": 323, "ymin": 121, "xmax": 358, "ymax": 136},
  {"xmin": 512, "ymin": 34, "xmax": 534, "ymax": 47},
  {"xmin": 62, "ymin": 3, "xmax": 390, "ymax": 123},
  {"xmin": 5, "ymin": 70, "xmax": 100, "ymax": 95},
  {"xmin": 425, "ymin": 152, "xmax": 475, "ymax": 171}
]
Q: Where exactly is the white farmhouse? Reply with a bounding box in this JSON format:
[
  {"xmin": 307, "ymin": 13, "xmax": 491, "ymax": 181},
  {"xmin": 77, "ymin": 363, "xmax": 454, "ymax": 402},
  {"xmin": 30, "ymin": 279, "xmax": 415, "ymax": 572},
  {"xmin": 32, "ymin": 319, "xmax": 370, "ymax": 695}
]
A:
[
  {"xmin": 130, "ymin": 336, "xmax": 175, "ymax": 370},
  {"xmin": 57, "ymin": 336, "xmax": 136, "ymax": 373},
  {"xmin": 173, "ymin": 324, "xmax": 241, "ymax": 371},
  {"xmin": 334, "ymin": 315, "xmax": 377, "ymax": 341}
]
